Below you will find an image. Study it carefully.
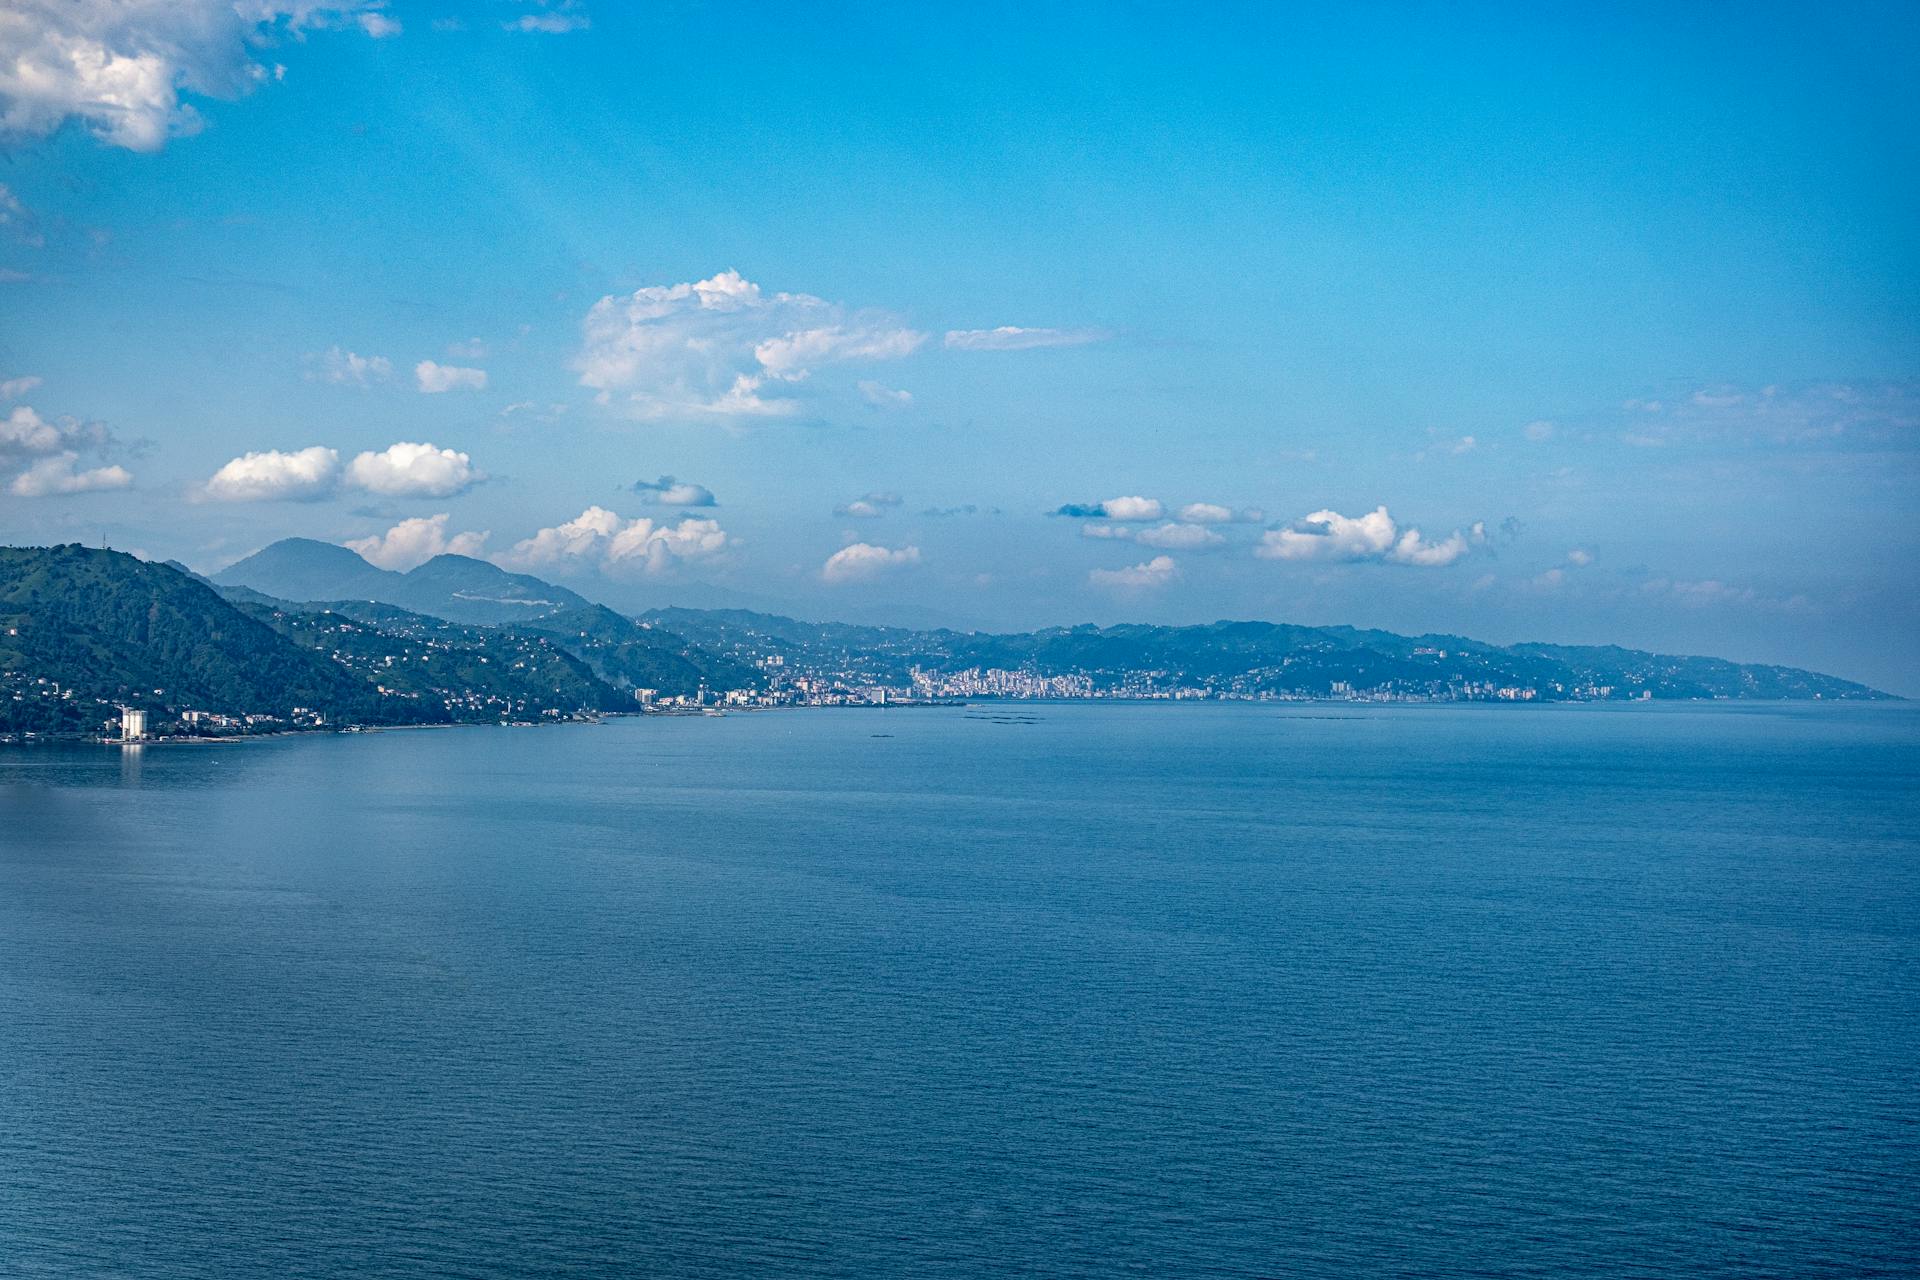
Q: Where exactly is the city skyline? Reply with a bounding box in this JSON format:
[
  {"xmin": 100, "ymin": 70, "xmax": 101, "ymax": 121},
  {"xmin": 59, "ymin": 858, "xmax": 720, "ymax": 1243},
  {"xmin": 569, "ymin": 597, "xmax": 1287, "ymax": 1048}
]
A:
[{"xmin": 1, "ymin": 2, "xmax": 1916, "ymax": 692}]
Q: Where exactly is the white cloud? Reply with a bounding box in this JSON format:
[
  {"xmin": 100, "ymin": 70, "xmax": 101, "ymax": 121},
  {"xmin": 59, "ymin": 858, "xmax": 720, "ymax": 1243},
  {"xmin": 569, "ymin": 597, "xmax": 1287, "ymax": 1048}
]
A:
[
  {"xmin": 0, "ymin": 405, "xmax": 62, "ymax": 456},
  {"xmin": 202, "ymin": 445, "xmax": 341, "ymax": 501},
  {"xmin": 858, "ymin": 379, "xmax": 913, "ymax": 408},
  {"xmin": 0, "ymin": 1, "xmax": 398, "ymax": 152},
  {"xmin": 1089, "ymin": 555, "xmax": 1177, "ymax": 590},
  {"xmin": 1179, "ymin": 502, "xmax": 1262, "ymax": 524},
  {"xmin": 631, "ymin": 475, "xmax": 716, "ymax": 507},
  {"xmin": 1449, "ymin": 435, "xmax": 1477, "ymax": 455},
  {"xmin": 345, "ymin": 441, "xmax": 483, "ymax": 498},
  {"xmin": 313, "ymin": 346, "xmax": 391, "ymax": 386},
  {"xmin": 199, "ymin": 440, "xmax": 485, "ymax": 501},
  {"xmin": 344, "ymin": 514, "xmax": 488, "ymax": 570},
  {"xmin": 821, "ymin": 542, "xmax": 921, "ymax": 584},
  {"xmin": 1523, "ymin": 420, "xmax": 1555, "ymax": 442},
  {"xmin": 445, "ymin": 337, "xmax": 487, "ymax": 359},
  {"xmin": 501, "ymin": 506, "xmax": 731, "ymax": 576},
  {"xmin": 1100, "ymin": 495, "xmax": 1163, "ymax": 522},
  {"xmin": 1256, "ymin": 505, "xmax": 1474, "ymax": 568},
  {"xmin": 1080, "ymin": 523, "xmax": 1134, "ymax": 540},
  {"xmin": 415, "ymin": 360, "xmax": 487, "ymax": 393},
  {"xmin": 0, "ymin": 403, "xmax": 126, "ymax": 493},
  {"xmin": 755, "ymin": 326, "xmax": 925, "ymax": 376},
  {"xmin": 943, "ymin": 326, "xmax": 1105, "ymax": 351},
  {"xmin": 8, "ymin": 451, "xmax": 131, "ymax": 497},
  {"xmin": 1567, "ymin": 548, "xmax": 1594, "ymax": 566},
  {"xmin": 574, "ymin": 270, "xmax": 929, "ymax": 420},
  {"xmin": 834, "ymin": 492, "xmax": 902, "ymax": 519},
  {"xmin": 0, "ymin": 374, "xmax": 41, "ymax": 399},
  {"xmin": 1134, "ymin": 522, "xmax": 1224, "ymax": 551},
  {"xmin": 506, "ymin": 4, "xmax": 590, "ymax": 34},
  {"xmin": 1386, "ymin": 528, "xmax": 1470, "ymax": 567}
]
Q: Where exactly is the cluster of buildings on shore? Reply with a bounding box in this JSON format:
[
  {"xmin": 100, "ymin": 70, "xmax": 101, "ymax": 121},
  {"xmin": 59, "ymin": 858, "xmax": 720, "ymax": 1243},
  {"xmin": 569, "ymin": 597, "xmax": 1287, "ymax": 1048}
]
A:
[
  {"xmin": 0, "ymin": 671, "xmax": 333, "ymax": 743},
  {"xmin": 3, "ymin": 651, "xmax": 1665, "ymax": 745},
  {"xmin": 717, "ymin": 656, "xmax": 1619, "ymax": 708}
]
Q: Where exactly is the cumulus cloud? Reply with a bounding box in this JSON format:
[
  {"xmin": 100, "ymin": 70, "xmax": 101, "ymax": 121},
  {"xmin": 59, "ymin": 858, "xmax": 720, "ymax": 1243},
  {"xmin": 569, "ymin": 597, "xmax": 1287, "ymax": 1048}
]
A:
[
  {"xmin": 202, "ymin": 445, "xmax": 341, "ymax": 502},
  {"xmin": 631, "ymin": 475, "xmax": 716, "ymax": 506},
  {"xmin": 0, "ymin": 374, "xmax": 42, "ymax": 399},
  {"xmin": 415, "ymin": 360, "xmax": 487, "ymax": 393},
  {"xmin": 1386, "ymin": 527, "xmax": 1471, "ymax": 567},
  {"xmin": 821, "ymin": 542, "xmax": 921, "ymax": 584},
  {"xmin": 1179, "ymin": 502, "xmax": 1263, "ymax": 524},
  {"xmin": 575, "ymin": 269, "xmax": 928, "ymax": 421},
  {"xmin": 0, "ymin": 405, "xmax": 62, "ymax": 456},
  {"xmin": 1101, "ymin": 495, "xmax": 1165, "ymax": 522},
  {"xmin": 0, "ymin": 403, "xmax": 128, "ymax": 493},
  {"xmin": 0, "ymin": 1, "xmax": 398, "ymax": 152},
  {"xmin": 1051, "ymin": 495, "xmax": 1164, "ymax": 521},
  {"xmin": 202, "ymin": 440, "xmax": 482, "ymax": 501},
  {"xmin": 834, "ymin": 491, "xmax": 903, "ymax": 519},
  {"xmin": 1089, "ymin": 555, "xmax": 1177, "ymax": 590},
  {"xmin": 1256, "ymin": 506, "xmax": 1475, "ymax": 567},
  {"xmin": 1567, "ymin": 548, "xmax": 1594, "ymax": 566},
  {"xmin": 344, "ymin": 514, "xmax": 488, "ymax": 570},
  {"xmin": 313, "ymin": 347, "xmax": 391, "ymax": 386},
  {"xmin": 8, "ymin": 451, "xmax": 131, "ymax": 497},
  {"xmin": 345, "ymin": 441, "xmax": 483, "ymax": 498},
  {"xmin": 501, "ymin": 506, "xmax": 731, "ymax": 576},
  {"xmin": 943, "ymin": 326, "xmax": 1106, "ymax": 351}
]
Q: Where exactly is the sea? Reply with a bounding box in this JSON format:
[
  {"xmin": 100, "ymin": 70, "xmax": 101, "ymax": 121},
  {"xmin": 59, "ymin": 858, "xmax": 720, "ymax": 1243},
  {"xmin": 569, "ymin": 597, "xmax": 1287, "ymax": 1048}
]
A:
[{"xmin": 1, "ymin": 702, "xmax": 1915, "ymax": 1278}]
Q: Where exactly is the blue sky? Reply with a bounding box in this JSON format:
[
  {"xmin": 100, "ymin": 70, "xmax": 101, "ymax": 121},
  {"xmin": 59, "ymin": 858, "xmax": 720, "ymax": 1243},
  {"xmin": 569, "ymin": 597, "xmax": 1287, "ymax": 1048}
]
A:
[{"xmin": 1, "ymin": 1, "xmax": 1916, "ymax": 690}]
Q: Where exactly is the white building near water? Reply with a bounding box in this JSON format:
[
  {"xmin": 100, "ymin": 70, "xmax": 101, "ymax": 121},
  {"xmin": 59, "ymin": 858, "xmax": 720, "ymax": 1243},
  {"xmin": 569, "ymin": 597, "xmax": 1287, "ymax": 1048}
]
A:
[{"xmin": 120, "ymin": 708, "xmax": 147, "ymax": 742}]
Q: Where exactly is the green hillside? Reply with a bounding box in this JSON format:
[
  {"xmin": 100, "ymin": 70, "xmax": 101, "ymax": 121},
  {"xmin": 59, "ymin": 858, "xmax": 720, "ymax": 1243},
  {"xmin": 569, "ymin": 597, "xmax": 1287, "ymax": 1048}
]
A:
[{"xmin": 0, "ymin": 545, "xmax": 390, "ymax": 734}]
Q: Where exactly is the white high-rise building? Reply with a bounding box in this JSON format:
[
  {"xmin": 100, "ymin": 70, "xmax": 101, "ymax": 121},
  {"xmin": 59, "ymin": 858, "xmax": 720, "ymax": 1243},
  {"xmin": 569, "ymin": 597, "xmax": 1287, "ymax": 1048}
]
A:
[{"xmin": 120, "ymin": 708, "xmax": 147, "ymax": 742}]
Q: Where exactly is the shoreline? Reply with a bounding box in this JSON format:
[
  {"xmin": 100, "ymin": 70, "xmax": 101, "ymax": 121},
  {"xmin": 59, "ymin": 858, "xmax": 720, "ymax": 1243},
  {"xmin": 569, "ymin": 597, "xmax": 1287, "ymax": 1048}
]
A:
[{"xmin": 1, "ymin": 695, "xmax": 1907, "ymax": 752}]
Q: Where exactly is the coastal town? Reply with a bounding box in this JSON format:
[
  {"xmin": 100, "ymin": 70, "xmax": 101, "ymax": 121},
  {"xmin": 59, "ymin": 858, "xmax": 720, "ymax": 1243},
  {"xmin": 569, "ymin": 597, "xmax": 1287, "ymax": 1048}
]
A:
[{"xmin": 3, "ymin": 654, "xmax": 1652, "ymax": 746}]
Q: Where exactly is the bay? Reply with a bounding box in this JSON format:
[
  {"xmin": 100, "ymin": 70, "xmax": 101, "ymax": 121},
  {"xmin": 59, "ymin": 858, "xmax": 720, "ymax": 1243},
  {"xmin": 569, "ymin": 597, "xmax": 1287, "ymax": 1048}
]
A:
[{"xmin": 2, "ymin": 702, "xmax": 1916, "ymax": 1277}]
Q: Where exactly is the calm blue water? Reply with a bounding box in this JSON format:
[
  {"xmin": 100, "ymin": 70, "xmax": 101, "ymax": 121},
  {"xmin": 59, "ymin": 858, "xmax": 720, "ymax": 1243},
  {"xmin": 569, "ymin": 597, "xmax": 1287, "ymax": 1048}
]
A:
[{"xmin": 1, "ymin": 702, "xmax": 1916, "ymax": 1277}]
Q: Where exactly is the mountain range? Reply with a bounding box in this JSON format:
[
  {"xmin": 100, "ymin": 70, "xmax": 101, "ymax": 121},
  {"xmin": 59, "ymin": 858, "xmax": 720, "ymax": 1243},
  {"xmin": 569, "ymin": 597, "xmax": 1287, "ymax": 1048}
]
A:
[
  {"xmin": 212, "ymin": 538, "xmax": 594, "ymax": 625},
  {"xmin": 0, "ymin": 539, "xmax": 1893, "ymax": 738}
]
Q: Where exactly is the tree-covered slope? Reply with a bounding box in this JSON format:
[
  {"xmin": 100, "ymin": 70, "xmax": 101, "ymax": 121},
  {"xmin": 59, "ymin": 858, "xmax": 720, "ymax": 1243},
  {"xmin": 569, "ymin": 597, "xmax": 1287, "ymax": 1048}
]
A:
[
  {"xmin": 509, "ymin": 605, "xmax": 762, "ymax": 696},
  {"xmin": 0, "ymin": 545, "xmax": 390, "ymax": 732},
  {"xmin": 643, "ymin": 608, "xmax": 1891, "ymax": 700}
]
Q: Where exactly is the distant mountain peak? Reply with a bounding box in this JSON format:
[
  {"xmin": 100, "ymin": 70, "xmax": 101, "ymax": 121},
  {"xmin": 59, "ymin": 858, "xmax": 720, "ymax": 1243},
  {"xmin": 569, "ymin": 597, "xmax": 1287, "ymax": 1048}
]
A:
[{"xmin": 215, "ymin": 538, "xmax": 590, "ymax": 625}]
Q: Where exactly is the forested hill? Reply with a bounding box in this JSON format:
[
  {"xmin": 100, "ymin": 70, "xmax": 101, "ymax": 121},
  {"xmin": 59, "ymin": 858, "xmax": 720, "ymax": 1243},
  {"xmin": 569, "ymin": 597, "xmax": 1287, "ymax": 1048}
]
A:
[
  {"xmin": 0, "ymin": 545, "xmax": 1891, "ymax": 742},
  {"xmin": 645, "ymin": 609, "xmax": 1892, "ymax": 701},
  {"xmin": 0, "ymin": 544, "xmax": 390, "ymax": 733},
  {"xmin": 0, "ymin": 546, "xmax": 751, "ymax": 737}
]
